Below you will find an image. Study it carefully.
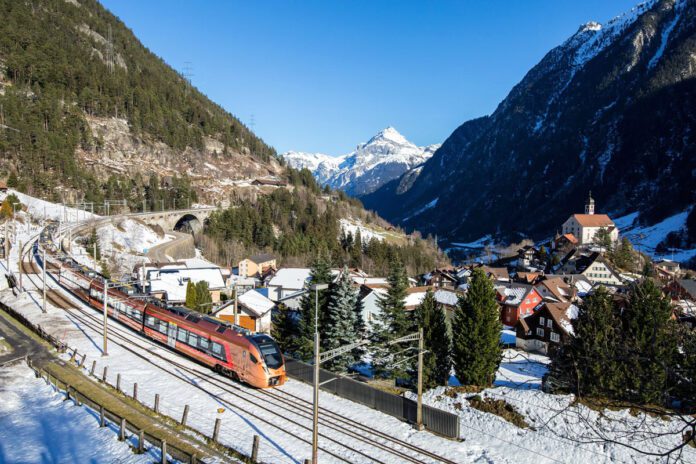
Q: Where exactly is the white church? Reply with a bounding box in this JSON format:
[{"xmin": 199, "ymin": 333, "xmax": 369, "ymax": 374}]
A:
[{"xmin": 561, "ymin": 193, "xmax": 618, "ymax": 246}]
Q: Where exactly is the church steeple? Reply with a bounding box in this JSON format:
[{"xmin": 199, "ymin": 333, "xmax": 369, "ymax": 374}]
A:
[{"xmin": 585, "ymin": 191, "xmax": 595, "ymax": 215}]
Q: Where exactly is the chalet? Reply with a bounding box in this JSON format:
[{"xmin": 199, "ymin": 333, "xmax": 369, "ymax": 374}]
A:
[
  {"xmin": 517, "ymin": 246, "xmax": 540, "ymax": 269},
  {"xmin": 238, "ymin": 253, "xmax": 277, "ymax": 278},
  {"xmin": 252, "ymin": 178, "xmax": 288, "ymax": 187},
  {"xmin": 654, "ymin": 260, "xmax": 682, "ymax": 280},
  {"xmin": 423, "ymin": 269, "xmax": 458, "ymax": 289},
  {"xmin": 561, "ymin": 252, "xmax": 623, "ymax": 286},
  {"xmin": 404, "ymin": 286, "xmax": 461, "ymax": 323},
  {"xmin": 494, "ymin": 282, "xmax": 542, "ymax": 326},
  {"xmin": 482, "ymin": 266, "xmax": 510, "ymax": 282},
  {"xmin": 561, "ymin": 193, "xmax": 618, "ymax": 245},
  {"xmin": 215, "ymin": 289, "xmax": 275, "ymax": 333},
  {"xmin": 515, "ymin": 302, "xmax": 579, "ymax": 355},
  {"xmin": 553, "ymin": 232, "xmax": 578, "ymax": 251},
  {"xmin": 267, "ymin": 268, "xmax": 311, "ymax": 302},
  {"xmin": 535, "ymin": 277, "xmax": 575, "ymax": 303},
  {"xmin": 515, "ymin": 272, "xmax": 543, "ymax": 285}
]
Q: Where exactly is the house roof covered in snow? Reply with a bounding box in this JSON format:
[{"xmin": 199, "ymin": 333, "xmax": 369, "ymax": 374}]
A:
[
  {"xmin": 494, "ymin": 282, "xmax": 535, "ymax": 307},
  {"xmin": 216, "ymin": 290, "xmax": 275, "ymax": 317},
  {"xmin": 544, "ymin": 302, "xmax": 579, "ymax": 336},
  {"xmin": 146, "ymin": 259, "xmax": 225, "ymax": 302},
  {"xmin": 267, "ymin": 268, "xmax": 311, "ymax": 290},
  {"xmin": 248, "ymin": 253, "xmax": 276, "ymax": 264}
]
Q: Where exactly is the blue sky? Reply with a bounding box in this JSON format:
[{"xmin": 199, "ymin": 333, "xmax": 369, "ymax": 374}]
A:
[{"xmin": 101, "ymin": 0, "xmax": 638, "ymax": 155}]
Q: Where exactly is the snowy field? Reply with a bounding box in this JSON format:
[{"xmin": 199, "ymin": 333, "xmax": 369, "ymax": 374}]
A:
[
  {"xmin": 615, "ymin": 209, "xmax": 696, "ymax": 262},
  {"xmin": 0, "ymin": 361, "xmax": 161, "ymax": 463}
]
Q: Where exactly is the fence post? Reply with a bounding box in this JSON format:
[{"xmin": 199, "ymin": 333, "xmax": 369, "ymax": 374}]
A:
[
  {"xmin": 251, "ymin": 435, "xmax": 260, "ymax": 463},
  {"xmin": 133, "ymin": 383, "xmax": 138, "ymax": 401},
  {"xmin": 80, "ymin": 353, "xmax": 86, "ymax": 367},
  {"xmin": 102, "ymin": 366, "xmax": 108, "ymax": 382},
  {"xmin": 99, "ymin": 405, "xmax": 106, "ymax": 427},
  {"xmin": 138, "ymin": 430, "xmax": 145, "ymax": 453},
  {"xmin": 161, "ymin": 440, "xmax": 167, "ymax": 464},
  {"xmin": 212, "ymin": 418, "xmax": 221, "ymax": 443},
  {"xmin": 70, "ymin": 349, "xmax": 77, "ymax": 362},
  {"xmin": 90, "ymin": 360, "xmax": 96, "ymax": 376},
  {"xmin": 191, "ymin": 455, "xmax": 197, "ymax": 464},
  {"xmin": 65, "ymin": 385, "xmax": 71, "ymax": 402},
  {"xmin": 116, "ymin": 373, "xmax": 121, "ymax": 392},
  {"xmin": 181, "ymin": 404, "xmax": 189, "ymax": 427},
  {"xmin": 119, "ymin": 418, "xmax": 126, "ymax": 441},
  {"xmin": 154, "ymin": 393, "xmax": 160, "ymax": 413}
]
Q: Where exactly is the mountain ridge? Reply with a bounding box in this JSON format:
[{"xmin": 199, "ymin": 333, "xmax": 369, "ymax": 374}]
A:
[
  {"xmin": 282, "ymin": 127, "xmax": 439, "ymax": 196},
  {"xmin": 362, "ymin": 0, "xmax": 696, "ymax": 258}
]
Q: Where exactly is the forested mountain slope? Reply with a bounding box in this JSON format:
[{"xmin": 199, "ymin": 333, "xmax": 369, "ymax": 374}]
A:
[{"xmin": 363, "ymin": 0, "xmax": 696, "ymax": 250}]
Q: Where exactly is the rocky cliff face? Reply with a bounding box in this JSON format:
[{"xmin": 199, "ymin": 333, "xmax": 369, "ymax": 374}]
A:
[{"xmin": 363, "ymin": 0, "xmax": 696, "ymax": 248}]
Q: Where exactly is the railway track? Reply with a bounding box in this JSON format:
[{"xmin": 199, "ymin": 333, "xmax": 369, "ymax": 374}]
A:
[{"xmin": 23, "ymin": 235, "xmax": 460, "ymax": 464}]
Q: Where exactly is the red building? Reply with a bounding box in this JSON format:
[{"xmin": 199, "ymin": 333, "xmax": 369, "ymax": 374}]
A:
[{"xmin": 495, "ymin": 282, "xmax": 542, "ymax": 326}]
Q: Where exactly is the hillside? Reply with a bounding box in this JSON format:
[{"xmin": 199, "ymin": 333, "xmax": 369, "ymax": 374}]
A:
[
  {"xmin": 0, "ymin": 0, "xmax": 443, "ymax": 272},
  {"xmin": 0, "ymin": 0, "xmax": 280, "ymax": 206},
  {"xmin": 282, "ymin": 127, "xmax": 439, "ymax": 196},
  {"xmin": 363, "ymin": 0, "xmax": 696, "ymax": 257}
]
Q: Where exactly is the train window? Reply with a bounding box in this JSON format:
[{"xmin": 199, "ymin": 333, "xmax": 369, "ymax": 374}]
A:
[
  {"xmin": 199, "ymin": 338, "xmax": 209, "ymax": 350},
  {"xmin": 249, "ymin": 353, "xmax": 258, "ymax": 364},
  {"xmin": 145, "ymin": 315, "xmax": 156, "ymax": 328},
  {"xmin": 158, "ymin": 320, "xmax": 168, "ymax": 334},
  {"xmin": 255, "ymin": 338, "xmax": 283, "ymax": 369},
  {"xmin": 177, "ymin": 328, "xmax": 188, "ymax": 342},
  {"xmin": 211, "ymin": 342, "xmax": 226, "ymax": 361},
  {"xmin": 188, "ymin": 333, "xmax": 199, "ymax": 347}
]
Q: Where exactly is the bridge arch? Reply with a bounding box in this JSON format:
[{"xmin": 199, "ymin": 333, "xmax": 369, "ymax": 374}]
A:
[{"xmin": 173, "ymin": 213, "xmax": 203, "ymax": 235}]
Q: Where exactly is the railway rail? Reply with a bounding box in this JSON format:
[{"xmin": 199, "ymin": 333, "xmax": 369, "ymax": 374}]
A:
[{"xmin": 19, "ymin": 228, "xmax": 460, "ymax": 464}]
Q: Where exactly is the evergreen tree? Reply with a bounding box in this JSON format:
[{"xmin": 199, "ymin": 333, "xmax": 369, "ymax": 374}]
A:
[
  {"xmin": 451, "ymin": 268, "xmax": 502, "ymax": 386},
  {"xmin": 352, "ymin": 293, "xmax": 367, "ymax": 361},
  {"xmin": 195, "ymin": 281, "xmax": 213, "ymax": 313},
  {"xmin": 370, "ymin": 256, "xmax": 413, "ymax": 378},
  {"xmin": 546, "ymin": 287, "xmax": 622, "ymax": 397},
  {"xmin": 322, "ymin": 268, "xmax": 360, "ymax": 371},
  {"xmin": 185, "ymin": 281, "xmax": 198, "ymax": 309},
  {"xmin": 594, "ymin": 227, "xmax": 613, "ymax": 252},
  {"xmin": 271, "ymin": 303, "xmax": 299, "ymax": 354},
  {"xmin": 414, "ymin": 290, "xmax": 452, "ymax": 389},
  {"xmin": 6, "ymin": 172, "xmax": 18, "ymax": 188},
  {"xmin": 350, "ymin": 230, "xmax": 363, "ymax": 267},
  {"xmin": 297, "ymin": 251, "xmax": 333, "ymax": 360},
  {"xmin": 619, "ymin": 279, "xmax": 677, "ymax": 404}
]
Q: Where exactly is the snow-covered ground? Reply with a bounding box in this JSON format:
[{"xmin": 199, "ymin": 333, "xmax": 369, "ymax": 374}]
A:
[
  {"xmin": 3, "ymin": 189, "xmax": 99, "ymax": 223},
  {"xmin": 70, "ymin": 217, "xmax": 172, "ymax": 278},
  {"xmin": 615, "ymin": 209, "xmax": 696, "ymax": 262},
  {"xmin": 0, "ymin": 362, "xmax": 161, "ymax": 463},
  {"xmin": 339, "ymin": 218, "xmax": 386, "ymax": 243}
]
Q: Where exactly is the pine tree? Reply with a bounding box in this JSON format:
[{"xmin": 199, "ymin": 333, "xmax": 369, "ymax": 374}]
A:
[
  {"xmin": 619, "ymin": 279, "xmax": 677, "ymax": 404},
  {"xmin": 546, "ymin": 286, "xmax": 621, "ymax": 397},
  {"xmin": 352, "ymin": 293, "xmax": 367, "ymax": 361},
  {"xmin": 322, "ymin": 268, "xmax": 359, "ymax": 371},
  {"xmin": 6, "ymin": 172, "xmax": 18, "ymax": 188},
  {"xmin": 195, "ymin": 281, "xmax": 212, "ymax": 313},
  {"xmin": 451, "ymin": 268, "xmax": 502, "ymax": 386},
  {"xmin": 415, "ymin": 290, "xmax": 452, "ymax": 389},
  {"xmin": 350, "ymin": 230, "xmax": 362, "ymax": 267},
  {"xmin": 370, "ymin": 256, "xmax": 413, "ymax": 378},
  {"xmin": 297, "ymin": 251, "xmax": 333, "ymax": 360}
]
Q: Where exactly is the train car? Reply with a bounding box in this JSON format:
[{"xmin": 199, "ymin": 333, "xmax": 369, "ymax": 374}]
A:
[
  {"xmin": 87, "ymin": 280, "xmax": 147, "ymax": 333},
  {"xmin": 58, "ymin": 264, "xmax": 96, "ymax": 291},
  {"xmin": 142, "ymin": 304, "xmax": 286, "ymax": 388}
]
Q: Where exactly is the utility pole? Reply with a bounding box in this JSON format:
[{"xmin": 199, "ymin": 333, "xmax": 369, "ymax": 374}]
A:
[
  {"xmin": 42, "ymin": 247, "xmax": 47, "ymax": 313},
  {"xmin": 416, "ymin": 327, "xmax": 424, "ymax": 431},
  {"xmin": 310, "ymin": 282, "xmax": 329, "ymax": 464},
  {"xmin": 233, "ymin": 284, "xmax": 239, "ymax": 326},
  {"xmin": 4, "ymin": 224, "xmax": 9, "ymax": 271},
  {"xmin": 18, "ymin": 240, "xmax": 22, "ymax": 291},
  {"xmin": 103, "ymin": 279, "xmax": 109, "ymax": 356}
]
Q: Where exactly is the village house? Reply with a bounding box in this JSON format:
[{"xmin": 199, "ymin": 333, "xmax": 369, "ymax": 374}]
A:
[
  {"xmin": 482, "ymin": 266, "xmax": 510, "ymax": 282},
  {"xmin": 561, "ymin": 193, "xmax": 618, "ymax": 246},
  {"xmin": 404, "ymin": 286, "xmax": 461, "ymax": 322},
  {"xmin": 266, "ymin": 268, "xmax": 311, "ymax": 302},
  {"xmin": 552, "ymin": 232, "xmax": 579, "ymax": 251},
  {"xmin": 515, "ymin": 302, "xmax": 579, "ymax": 355},
  {"xmin": 494, "ymin": 282, "xmax": 543, "ymax": 326},
  {"xmin": 514, "ymin": 272, "xmax": 543, "ymax": 285},
  {"xmin": 359, "ymin": 284, "xmax": 389, "ymax": 325},
  {"xmin": 137, "ymin": 258, "xmax": 226, "ymax": 305},
  {"xmin": 654, "ymin": 260, "xmax": 682, "ymax": 281},
  {"xmin": 422, "ymin": 269, "xmax": 459, "ymax": 289},
  {"xmin": 0, "ymin": 180, "xmax": 7, "ymax": 193},
  {"xmin": 251, "ymin": 178, "xmax": 288, "ymax": 187},
  {"xmin": 561, "ymin": 252, "xmax": 623, "ymax": 286},
  {"xmin": 238, "ymin": 253, "xmax": 277, "ymax": 278},
  {"xmin": 534, "ymin": 276, "xmax": 576, "ymax": 303},
  {"xmin": 214, "ymin": 289, "xmax": 275, "ymax": 333},
  {"xmin": 665, "ymin": 279, "xmax": 696, "ymax": 302}
]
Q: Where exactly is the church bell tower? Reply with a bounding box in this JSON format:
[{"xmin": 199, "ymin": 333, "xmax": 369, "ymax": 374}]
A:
[{"xmin": 585, "ymin": 191, "xmax": 595, "ymax": 215}]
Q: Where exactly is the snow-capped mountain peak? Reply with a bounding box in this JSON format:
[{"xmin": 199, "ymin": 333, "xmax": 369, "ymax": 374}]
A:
[{"xmin": 282, "ymin": 127, "xmax": 440, "ymax": 196}]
